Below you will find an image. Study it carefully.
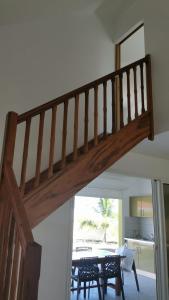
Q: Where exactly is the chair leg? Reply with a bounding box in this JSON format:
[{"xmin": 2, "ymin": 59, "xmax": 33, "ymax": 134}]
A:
[
  {"xmin": 120, "ymin": 278, "xmax": 125, "ymax": 300},
  {"xmin": 77, "ymin": 280, "xmax": 80, "ymax": 300},
  {"xmin": 88, "ymin": 281, "xmax": 91, "ymax": 298},
  {"xmin": 102, "ymin": 280, "xmax": 106, "ymax": 300},
  {"xmin": 96, "ymin": 279, "xmax": 102, "ymax": 300},
  {"xmin": 121, "ymin": 269, "xmax": 124, "ymax": 285},
  {"xmin": 84, "ymin": 282, "xmax": 86, "ymax": 298},
  {"xmin": 104, "ymin": 279, "xmax": 107, "ymax": 294},
  {"xmin": 132, "ymin": 261, "xmax": 140, "ymax": 291}
]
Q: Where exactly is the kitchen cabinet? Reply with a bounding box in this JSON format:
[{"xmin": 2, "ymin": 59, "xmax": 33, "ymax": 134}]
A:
[
  {"xmin": 130, "ymin": 196, "xmax": 153, "ymax": 217},
  {"xmin": 125, "ymin": 239, "xmax": 155, "ymax": 273}
]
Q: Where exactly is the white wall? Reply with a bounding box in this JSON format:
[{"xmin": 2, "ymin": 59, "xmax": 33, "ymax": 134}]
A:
[
  {"xmin": 33, "ymin": 199, "xmax": 74, "ymax": 300},
  {"xmin": 0, "ymin": 10, "xmax": 114, "ymax": 182},
  {"xmin": 98, "ymin": 0, "xmax": 169, "ymax": 134},
  {"xmin": 10, "ymin": 12, "xmax": 114, "ymax": 299}
]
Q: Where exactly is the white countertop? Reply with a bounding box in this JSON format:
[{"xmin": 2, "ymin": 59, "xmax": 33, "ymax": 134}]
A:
[{"xmin": 124, "ymin": 237, "xmax": 155, "ymax": 245}]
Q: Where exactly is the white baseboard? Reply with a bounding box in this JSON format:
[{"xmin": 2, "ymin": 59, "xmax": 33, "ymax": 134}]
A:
[{"xmin": 136, "ymin": 269, "xmax": 156, "ymax": 279}]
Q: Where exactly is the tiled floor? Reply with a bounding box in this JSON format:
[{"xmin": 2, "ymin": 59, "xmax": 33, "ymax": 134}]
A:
[{"xmin": 70, "ymin": 271, "xmax": 156, "ymax": 300}]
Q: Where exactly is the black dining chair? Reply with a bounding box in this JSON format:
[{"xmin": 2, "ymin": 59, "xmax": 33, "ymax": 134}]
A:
[
  {"xmin": 100, "ymin": 255, "xmax": 125, "ymax": 300},
  {"xmin": 71, "ymin": 257, "xmax": 102, "ymax": 300}
]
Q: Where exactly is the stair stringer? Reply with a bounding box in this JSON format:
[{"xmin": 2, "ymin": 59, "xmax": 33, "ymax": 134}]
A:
[{"xmin": 23, "ymin": 112, "xmax": 151, "ymax": 228}]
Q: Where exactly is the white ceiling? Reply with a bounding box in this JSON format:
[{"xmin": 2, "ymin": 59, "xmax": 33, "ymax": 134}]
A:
[
  {"xmin": 132, "ymin": 131, "xmax": 169, "ymax": 160},
  {"xmin": 80, "ymin": 171, "xmax": 152, "ymax": 196},
  {"xmin": 0, "ymin": 0, "xmax": 139, "ymax": 26},
  {"xmin": 0, "ymin": 0, "xmax": 105, "ymax": 26},
  {"xmin": 96, "ymin": 0, "xmax": 136, "ymax": 28}
]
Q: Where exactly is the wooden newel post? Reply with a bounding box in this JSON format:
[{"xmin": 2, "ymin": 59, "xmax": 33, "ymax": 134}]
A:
[
  {"xmin": 0, "ymin": 111, "xmax": 18, "ymax": 181},
  {"xmin": 22, "ymin": 242, "xmax": 42, "ymax": 300},
  {"xmin": 146, "ymin": 55, "xmax": 154, "ymax": 141}
]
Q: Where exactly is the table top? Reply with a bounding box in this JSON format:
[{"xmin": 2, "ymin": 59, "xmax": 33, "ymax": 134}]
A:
[
  {"xmin": 72, "ymin": 249, "xmax": 116, "ymax": 261},
  {"xmin": 72, "ymin": 249, "xmax": 125, "ymax": 267}
]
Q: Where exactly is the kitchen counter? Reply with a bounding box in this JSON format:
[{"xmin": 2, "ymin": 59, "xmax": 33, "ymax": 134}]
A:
[
  {"xmin": 124, "ymin": 237, "xmax": 155, "ymax": 245},
  {"xmin": 125, "ymin": 238, "xmax": 155, "ymax": 273}
]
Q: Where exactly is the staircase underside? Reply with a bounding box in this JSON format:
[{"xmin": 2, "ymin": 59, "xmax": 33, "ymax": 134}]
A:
[{"xmin": 23, "ymin": 112, "xmax": 151, "ymax": 228}]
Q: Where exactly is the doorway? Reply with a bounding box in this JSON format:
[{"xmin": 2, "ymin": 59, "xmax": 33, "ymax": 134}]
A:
[
  {"xmin": 72, "ymin": 196, "xmax": 122, "ymax": 252},
  {"xmin": 115, "ymin": 23, "xmax": 145, "ymax": 70},
  {"xmin": 114, "ymin": 23, "xmax": 146, "ymax": 128},
  {"xmin": 70, "ymin": 173, "xmax": 157, "ymax": 300}
]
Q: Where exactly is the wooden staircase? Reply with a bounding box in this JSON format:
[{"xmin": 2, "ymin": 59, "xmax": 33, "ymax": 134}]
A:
[{"xmin": 0, "ymin": 55, "xmax": 153, "ymax": 299}]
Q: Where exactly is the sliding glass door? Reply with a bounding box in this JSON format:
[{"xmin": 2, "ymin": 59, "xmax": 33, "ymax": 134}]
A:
[{"xmin": 152, "ymin": 180, "xmax": 169, "ymax": 300}]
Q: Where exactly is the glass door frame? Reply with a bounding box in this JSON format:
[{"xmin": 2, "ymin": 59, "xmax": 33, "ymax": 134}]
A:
[{"xmin": 152, "ymin": 180, "xmax": 169, "ymax": 300}]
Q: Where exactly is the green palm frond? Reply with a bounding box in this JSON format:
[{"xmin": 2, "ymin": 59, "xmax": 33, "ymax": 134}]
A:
[
  {"xmin": 95, "ymin": 198, "xmax": 114, "ymax": 218},
  {"xmin": 80, "ymin": 219, "xmax": 98, "ymax": 229},
  {"xmin": 100, "ymin": 222, "xmax": 109, "ymax": 230}
]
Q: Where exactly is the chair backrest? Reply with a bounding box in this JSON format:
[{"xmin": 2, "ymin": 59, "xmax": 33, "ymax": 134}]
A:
[
  {"xmin": 78, "ymin": 257, "xmax": 99, "ymax": 281},
  {"xmin": 116, "ymin": 245, "xmax": 135, "ymax": 271},
  {"xmin": 101, "ymin": 255, "xmax": 121, "ymax": 279}
]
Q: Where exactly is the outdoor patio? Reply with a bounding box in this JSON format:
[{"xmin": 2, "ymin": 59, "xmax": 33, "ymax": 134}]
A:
[{"xmin": 70, "ymin": 271, "xmax": 156, "ymax": 300}]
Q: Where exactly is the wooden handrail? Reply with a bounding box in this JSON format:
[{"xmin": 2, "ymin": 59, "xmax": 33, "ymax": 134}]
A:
[
  {"xmin": 17, "ymin": 55, "xmax": 149, "ymax": 123},
  {"xmin": 10, "ymin": 54, "xmax": 153, "ymax": 196}
]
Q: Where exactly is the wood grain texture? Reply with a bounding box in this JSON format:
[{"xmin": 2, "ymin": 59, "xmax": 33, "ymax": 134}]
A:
[
  {"xmin": 126, "ymin": 70, "xmax": 131, "ymax": 123},
  {"xmin": 2, "ymin": 165, "xmax": 34, "ymax": 250},
  {"xmin": 73, "ymin": 95, "xmax": 79, "ymax": 160},
  {"xmin": 119, "ymin": 74, "xmax": 124, "ymax": 128},
  {"xmin": 133, "ymin": 66, "xmax": 138, "ymax": 118},
  {"xmin": 22, "ymin": 242, "xmax": 41, "ymax": 300},
  {"xmin": 103, "ymin": 81, "xmax": 107, "ymax": 136},
  {"xmin": 146, "ymin": 56, "xmax": 154, "ymax": 141},
  {"xmin": 140, "ymin": 63, "xmax": 145, "ymax": 113},
  {"xmin": 84, "ymin": 90, "xmax": 89, "ymax": 153},
  {"xmin": 0, "ymin": 112, "xmax": 18, "ymax": 177},
  {"xmin": 111, "ymin": 78, "xmax": 116, "ymax": 133},
  {"xmin": 20, "ymin": 118, "xmax": 31, "ymax": 194},
  {"xmin": 94, "ymin": 86, "xmax": 98, "ymax": 146},
  {"xmin": 48, "ymin": 106, "xmax": 57, "ymax": 178},
  {"xmin": 61, "ymin": 101, "xmax": 68, "ymax": 168},
  {"xmin": 9, "ymin": 233, "xmax": 20, "ymax": 300},
  {"xmin": 34, "ymin": 112, "xmax": 45, "ymax": 188},
  {"xmin": 0, "ymin": 168, "xmax": 42, "ymax": 300},
  {"xmin": 24, "ymin": 112, "xmax": 151, "ymax": 227}
]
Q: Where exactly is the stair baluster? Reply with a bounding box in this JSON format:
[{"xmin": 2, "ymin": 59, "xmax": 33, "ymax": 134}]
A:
[
  {"xmin": 127, "ymin": 69, "xmax": 131, "ymax": 123},
  {"xmin": 20, "ymin": 117, "xmax": 31, "ymax": 195},
  {"xmin": 48, "ymin": 105, "xmax": 57, "ymax": 178},
  {"xmin": 119, "ymin": 73, "xmax": 124, "ymax": 128},
  {"xmin": 140, "ymin": 62, "xmax": 145, "ymax": 113},
  {"xmin": 103, "ymin": 81, "xmax": 107, "ymax": 137},
  {"xmin": 84, "ymin": 90, "xmax": 89, "ymax": 153},
  {"xmin": 34, "ymin": 111, "xmax": 45, "ymax": 187},
  {"xmin": 61, "ymin": 101, "xmax": 69, "ymax": 168},
  {"xmin": 111, "ymin": 77, "xmax": 116, "ymax": 133},
  {"xmin": 73, "ymin": 94, "xmax": 79, "ymax": 161},
  {"xmin": 94, "ymin": 85, "xmax": 98, "ymax": 146},
  {"xmin": 133, "ymin": 66, "xmax": 138, "ymax": 118}
]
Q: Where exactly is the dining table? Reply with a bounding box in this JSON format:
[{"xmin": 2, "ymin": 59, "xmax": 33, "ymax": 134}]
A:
[{"xmin": 72, "ymin": 248, "xmax": 125, "ymax": 296}]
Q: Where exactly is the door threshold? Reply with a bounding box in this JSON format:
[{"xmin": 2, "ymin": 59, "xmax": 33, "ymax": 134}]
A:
[{"xmin": 137, "ymin": 269, "xmax": 156, "ymax": 279}]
